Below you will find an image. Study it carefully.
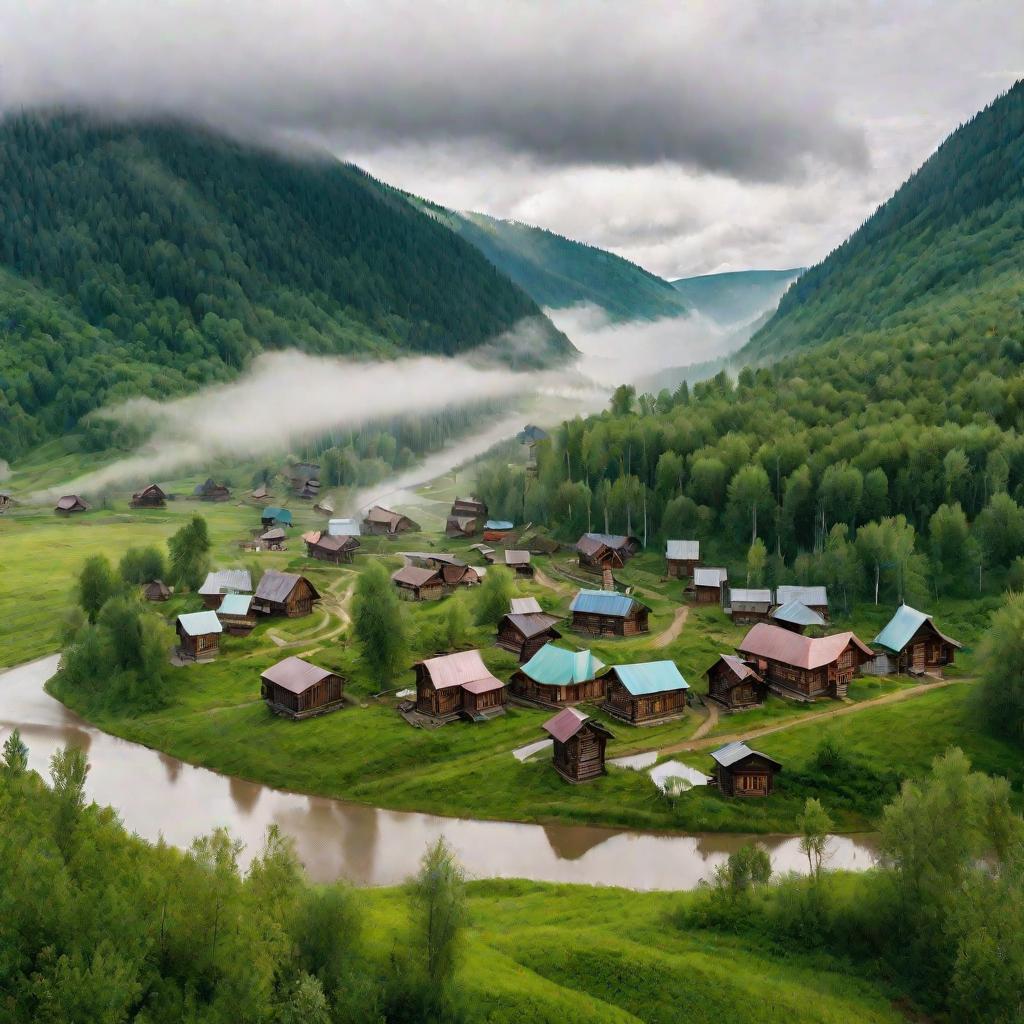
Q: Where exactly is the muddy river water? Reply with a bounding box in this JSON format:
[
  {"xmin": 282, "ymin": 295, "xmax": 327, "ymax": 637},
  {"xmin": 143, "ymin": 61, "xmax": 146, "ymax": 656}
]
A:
[{"xmin": 0, "ymin": 655, "xmax": 879, "ymax": 888}]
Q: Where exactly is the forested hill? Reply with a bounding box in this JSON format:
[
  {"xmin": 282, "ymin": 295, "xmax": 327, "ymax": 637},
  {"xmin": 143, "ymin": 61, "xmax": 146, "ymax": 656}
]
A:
[
  {"xmin": 414, "ymin": 203, "xmax": 690, "ymax": 321},
  {"xmin": 670, "ymin": 268, "xmax": 802, "ymax": 326},
  {"xmin": 743, "ymin": 80, "xmax": 1024, "ymax": 361},
  {"xmin": 0, "ymin": 114, "xmax": 571, "ymax": 460}
]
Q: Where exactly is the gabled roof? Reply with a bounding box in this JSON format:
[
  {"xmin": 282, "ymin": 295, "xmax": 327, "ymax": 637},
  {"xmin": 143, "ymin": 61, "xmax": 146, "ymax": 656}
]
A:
[
  {"xmin": 666, "ymin": 540, "xmax": 699, "ymax": 560},
  {"xmin": 873, "ymin": 604, "xmax": 962, "ymax": 654},
  {"xmin": 503, "ymin": 550, "xmax": 531, "ymax": 566},
  {"xmin": 485, "ymin": 520, "xmax": 514, "ymax": 531},
  {"xmin": 327, "ymin": 518, "xmax": 361, "ymax": 537},
  {"xmin": 772, "ymin": 600, "xmax": 826, "ymax": 627},
  {"xmin": 261, "ymin": 506, "xmax": 293, "ymax": 525},
  {"xmin": 608, "ymin": 660, "xmax": 689, "ymax": 696},
  {"xmin": 520, "ymin": 643, "xmax": 605, "ymax": 685},
  {"xmin": 542, "ymin": 706, "xmax": 613, "ymax": 743},
  {"xmin": 693, "ymin": 567, "xmax": 728, "ymax": 587},
  {"xmin": 576, "ymin": 533, "xmax": 637, "ymax": 556},
  {"xmin": 711, "ymin": 740, "xmax": 781, "ymax": 770},
  {"xmin": 729, "ymin": 588, "xmax": 772, "ymax": 605},
  {"xmin": 501, "ymin": 613, "xmax": 562, "ymax": 639},
  {"xmin": 55, "ymin": 494, "xmax": 88, "ymax": 510},
  {"xmin": 775, "ymin": 584, "xmax": 828, "ymax": 607},
  {"xmin": 218, "ymin": 593, "xmax": 253, "ymax": 616},
  {"xmin": 198, "ymin": 569, "xmax": 252, "ymax": 596},
  {"xmin": 738, "ymin": 623, "xmax": 872, "ymax": 670},
  {"xmin": 304, "ymin": 531, "xmax": 358, "ymax": 552},
  {"xmin": 569, "ymin": 588, "xmax": 647, "ymax": 618},
  {"xmin": 392, "ymin": 566, "xmax": 441, "ymax": 588},
  {"xmin": 418, "ymin": 650, "xmax": 503, "ymax": 691},
  {"xmin": 255, "ymin": 570, "xmax": 317, "ymax": 604},
  {"xmin": 261, "ymin": 656, "xmax": 335, "ymax": 694},
  {"xmin": 177, "ymin": 610, "xmax": 223, "ymax": 637},
  {"xmin": 132, "ymin": 483, "xmax": 166, "ymax": 499},
  {"xmin": 510, "ymin": 597, "xmax": 543, "ymax": 615},
  {"xmin": 712, "ymin": 654, "xmax": 763, "ymax": 685}
]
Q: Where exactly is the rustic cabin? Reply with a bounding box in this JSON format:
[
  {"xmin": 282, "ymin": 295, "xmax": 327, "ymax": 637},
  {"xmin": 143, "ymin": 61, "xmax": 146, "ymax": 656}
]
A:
[
  {"xmin": 130, "ymin": 483, "xmax": 167, "ymax": 508},
  {"xmin": 869, "ymin": 604, "xmax": 962, "ymax": 676},
  {"xmin": 288, "ymin": 463, "xmax": 321, "ymax": 500},
  {"xmin": 503, "ymin": 550, "xmax": 534, "ymax": 577},
  {"xmin": 737, "ymin": 623, "xmax": 873, "ymax": 700},
  {"xmin": 413, "ymin": 650, "xmax": 507, "ymax": 723},
  {"xmin": 261, "ymin": 656, "xmax": 346, "ymax": 719},
  {"xmin": 602, "ymin": 661, "xmax": 689, "ymax": 724},
  {"xmin": 303, "ymin": 530, "xmax": 358, "ymax": 565},
  {"xmin": 510, "ymin": 596, "xmax": 544, "ymax": 615},
  {"xmin": 362, "ymin": 504, "xmax": 420, "ymax": 535},
  {"xmin": 252, "ymin": 570, "xmax": 320, "ymax": 618},
  {"xmin": 251, "ymin": 483, "xmax": 271, "ymax": 502},
  {"xmin": 216, "ymin": 593, "xmax": 258, "ymax": 635},
  {"xmin": 705, "ymin": 654, "xmax": 767, "ymax": 710},
  {"xmin": 510, "ymin": 643, "xmax": 606, "ymax": 706},
  {"xmin": 327, "ymin": 518, "xmax": 361, "ymax": 538},
  {"xmin": 711, "ymin": 741, "xmax": 781, "ymax": 797},
  {"xmin": 55, "ymin": 495, "xmax": 90, "ymax": 515},
  {"xmin": 725, "ymin": 588, "xmax": 773, "ymax": 623},
  {"xmin": 261, "ymin": 506, "xmax": 293, "ymax": 528},
  {"xmin": 195, "ymin": 478, "xmax": 231, "ymax": 502},
  {"xmin": 542, "ymin": 708, "xmax": 613, "ymax": 784},
  {"xmin": 496, "ymin": 611, "xmax": 563, "ymax": 663},
  {"xmin": 522, "ymin": 532, "xmax": 561, "ymax": 555},
  {"xmin": 142, "ymin": 579, "xmax": 170, "ymax": 602},
  {"xmin": 690, "ymin": 567, "xmax": 728, "ymax": 603},
  {"xmin": 451, "ymin": 496, "xmax": 489, "ymax": 519},
  {"xmin": 569, "ymin": 589, "xmax": 650, "ymax": 637},
  {"xmin": 483, "ymin": 520, "xmax": 516, "ymax": 542},
  {"xmin": 774, "ymin": 585, "xmax": 829, "ymax": 620},
  {"xmin": 665, "ymin": 540, "xmax": 700, "ymax": 578},
  {"xmin": 445, "ymin": 514, "xmax": 479, "ymax": 538},
  {"xmin": 198, "ymin": 569, "xmax": 253, "ymax": 609},
  {"xmin": 176, "ymin": 611, "xmax": 223, "ymax": 661},
  {"xmin": 576, "ymin": 533, "xmax": 641, "ymax": 571},
  {"xmin": 259, "ymin": 527, "xmax": 287, "ymax": 551},
  {"xmin": 440, "ymin": 563, "xmax": 481, "ymax": 589},
  {"xmin": 392, "ymin": 565, "xmax": 445, "ymax": 601},
  {"xmin": 771, "ymin": 600, "xmax": 826, "ymax": 634}
]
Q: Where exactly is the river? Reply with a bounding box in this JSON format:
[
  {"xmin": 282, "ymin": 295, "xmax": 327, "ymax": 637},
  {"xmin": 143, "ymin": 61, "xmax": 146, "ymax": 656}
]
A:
[{"xmin": 0, "ymin": 655, "xmax": 879, "ymax": 888}]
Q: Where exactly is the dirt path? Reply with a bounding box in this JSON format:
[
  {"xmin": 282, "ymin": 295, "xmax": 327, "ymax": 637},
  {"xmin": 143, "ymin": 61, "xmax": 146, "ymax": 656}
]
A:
[
  {"xmin": 687, "ymin": 702, "xmax": 718, "ymax": 740},
  {"xmin": 651, "ymin": 605, "xmax": 688, "ymax": 649},
  {"xmin": 533, "ymin": 567, "xmax": 572, "ymax": 596}
]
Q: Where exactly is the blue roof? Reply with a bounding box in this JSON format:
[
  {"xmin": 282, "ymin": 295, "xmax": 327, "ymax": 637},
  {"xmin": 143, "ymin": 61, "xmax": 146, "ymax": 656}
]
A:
[
  {"xmin": 520, "ymin": 644, "xmax": 605, "ymax": 685},
  {"xmin": 772, "ymin": 600, "xmax": 825, "ymax": 627},
  {"xmin": 872, "ymin": 604, "xmax": 961, "ymax": 653},
  {"xmin": 177, "ymin": 610, "xmax": 223, "ymax": 637},
  {"xmin": 262, "ymin": 506, "xmax": 292, "ymax": 525},
  {"xmin": 485, "ymin": 520, "xmax": 514, "ymax": 530},
  {"xmin": 611, "ymin": 661, "xmax": 689, "ymax": 696},
  {"xmin": 218, "ymin": 594, "xmax": 253, "ymax": 616},
  {"xmin": 569, "ymin": 588, "xmax": 643, "ymax": 617}
]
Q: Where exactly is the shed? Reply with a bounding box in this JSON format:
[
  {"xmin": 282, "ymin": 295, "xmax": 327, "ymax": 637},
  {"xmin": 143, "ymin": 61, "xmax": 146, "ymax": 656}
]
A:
[
  {"xmin": 252, "ymin": 571, "xmax": 320, "ymax": 618},
  {"xmin": 195, "ymin": 478, "xmax": 231, "ymax": 502},
  {"xmin": 497, "ymin": 612, "xmax": 562, "ymax": 663},
  {"xmin": 569, "ymin": 588, "xmax": 650, "ymax": 637},
  {"xmin": 142, "ymin": 579, "xmax": 170, "ymax": 602},
  {"xmin": 665, "ymin": 540, "xmax": 700, "ymax": 578},
  {"xmin": 576, "ymin": 533, "xmax": 641, "ymax": 572},
  {"xmin": 510, "ymin": 643, "xmax": 605, "ymax": 706},
  {"xmin": 510, "ymin": 597, "xmax": 543, "ymax": 615},
  {"xmin": 771, "ymin": 600, "xmax": 826, "ymax": 634},
  {"xmin": 503, "ymin": 550, "xmax": 534, "ymax": 577},
  {"xmin": 217, "ymin": 593, "xmax": 257, "ymax": 635},
  {"xmin": 869, "ymin": 605, "xmax": 961, "ymax": 676},
  {"xmin": 705, "ymin": 654, "xmax": 767, "ymax": 710},
  {"xmin": 176, "ymin": 611, "xmax": 223, "ymax": 661},
  {"xmin": 198, "ymin": 569, "xmax": 253, "ymax": 609},
  {"xmin": 726, "ymin": 588, "xmax": 773, "ymax": 623},
  {"xmin": 362, "ymin": 505, "xmax": 420, "ymax": 535},
  {"xmin": 451, "ymin": 496, "xmax": 489, "ymax": 518},
  {"xmin": 542, "ymin": 708, "xmax": 614, "ymax": 784},
  {"xmin": 774, "ymin": 585, "xmax": 829, "ymax": 620},
  {"xmin": 303, "ymin": 530, "xmax": 359, "ymax": 564},
  {"xmin": 413, "ymin": 650, "xmax": 506, "ymax": 722},
  {"xmin": 602, "ymin": 661, "xmax": 689, "ymax": 724},
  {"xmin": 55, "ymin": 495, "xmax": 89, "ymax": 514},
  {"xmin": 259, "ymin": 527, "xmax": 287, "ymax": 551},
  {"xmin": 392, "ymin": 565, "xmax": 445, "ymax": 601},
  {"xmin": 522, "ymin": 532, "xmax": 561, "ymax": 555},
  {"xmin": 690, "ymin": 567, "xmax": 728, "ymax": 604},
  {"xmin": 130, "ymin": 483, "xmax": 167, "ymax": 509},
  {"xmin": 711, "ymin": 741, "xmax": 781, "ymax": 797},
  {"xmin": 445, "ymin": 515, "xmax": 478, "ymax": 538},
  {"xmin": 261, "ymin": 656, "xmax": 346, "ymax": 719},
  {"xmin": 261, "ymin": 506, "xmax": 293, "ymax": 527}
]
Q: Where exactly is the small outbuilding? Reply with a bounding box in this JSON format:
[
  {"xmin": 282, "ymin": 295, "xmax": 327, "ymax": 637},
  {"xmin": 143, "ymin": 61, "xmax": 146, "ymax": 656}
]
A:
[
  {"xmin": 259, "ymin": 527, "xmax": 287, "ymax": 551},
  {"xmin": 705, "ymin": 654, "xmax": 767, "ymax": 710},
  {"xmin": 252, "ymin": 570, "xmax": 320, "ymax": 618},
  {"xmin": 195, "ymin": 478, "xmax": 231, "ymax": 502},
  {"xmin": 261, "ymin": 656, "xmax": 346, "ymax": 719},
  {"xmin": 176, "ymin": 611, "xmax": 223, "ymax": 661},
  {"xmin": 602, "ymin": 660, "xmax": 689, "ymax": 725},
  {"xmin": 569, "ymin": 588, "xmax": 650, "ymax": 637},
  {"xmin": 55, "ymin": 494, "xmax": 89, "ymax": 515},
  {"xmin": 217, "ymin": 593, "xmax": 257, "ymax": 635},
  {"xmin": 362, "ymin": 505, "xmax": 420, "ymax": 535},
  {"xmin": 327, "ymin": 518, "xmax": 361, "ymax": 538},
  {"xmin": 130, "ymin": 483, "xmax": 167, "ymax": 509},
  {"xmin": 413, "ymin": 649, "xmax": 507, "ymax": 723},
  {"xmin": 392, "ymin": 565, "xmax": 445, "ymax": 601},
  {"xmin": 711, "ymin": 741, "xmax": 781, "ymax": 798},
  {"xmin": 510, "ymin": 643, "xmax": 605, "ymax": 706},
  {"xmin": 542, "ymin": 708, "xmax": 614, "ymax": 784},
  {"xmin": 483, "ymin": 520, "xmax": 515, "ymax": 542},
  {"xmin": 774, "ymin": 585, "xmax": 829, "ymax": 621},
  {"xmin": 665, "ymin": 540, "xmax": 700, "ymax": 578},
  {"xmin": 496, "ymin": 611, "xmax": 562, "ymax": 663},
  {"xmin": 502, "ymin": 550, "xmax": 534, "ymax": 577},
  {"xmin": 576, "ymin": 533, "xmax": 641, "ymax": 572},
  {"xmin": 261, "ymin": 506, "xmax": 293, "ymax": 528},
  {"xmin": 726, "ymin": 588, "xmax": 773, "ymax": 623},
  {"xmin": 869, "ymin": 604, "xmax": 962, "ymax": 676},
  {"xmin": 521, "ymin": 532, "xmax": 561, "ymax": 555},
  {"xmin": 451, "ymin": 496, "xmax": 489, "ymax": 519},
  {"xmin": 771, "ymin": 600, "xmax": 826, "ymax": 634},
  {"xmin": 690, "ymin": 567, "xmax": 728, "ymax": 604},
  {"xmin": 198, "ymin": 569, "xmax": 253, "ymax": 609},
  {"xmin": 303, "ymin": 530, "xmax": 359, "ymax": 564},
  {"xmin": 445, "ymin": 514, "xmax": 479, "ymax": 538},
  {"xmin": 142, "ymin": 579, "xmax": 171, "ymax": 602}
]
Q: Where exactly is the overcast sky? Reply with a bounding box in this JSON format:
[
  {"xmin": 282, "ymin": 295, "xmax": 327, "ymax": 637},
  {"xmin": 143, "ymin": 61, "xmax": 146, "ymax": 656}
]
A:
[{"xmin": 2, "ymin": 2, "xmax": 1021, "ymax": 277}]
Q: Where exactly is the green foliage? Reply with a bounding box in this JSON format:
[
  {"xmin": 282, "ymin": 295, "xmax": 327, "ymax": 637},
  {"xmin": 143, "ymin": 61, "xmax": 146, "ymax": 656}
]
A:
[
  {"xmin": 77, "ymin": 554, "xmax": 117, "ymax": 623},
  {"xmin": 711, "ymin": 842, "xmax": 772, "ymax": 898},
  {"xmin": 444, "ymin": 599, "xmax": 470, "ymax": 651},
  {"xmin": 1, "ymin": 728, "xmax": 28, "ymax": 779},
  {"xmin": 167, "ymin": 515, "xmax": 211, "ymax": 591},
  {"xmin": 474, "ymin": 566, "xmax": 514, "ymax": 627},
  {"xmin": 797, "ymin": 798, "xmax": 833, "ymax": 879},
  {"xmin": 409, "ymin": 836, "xmax": 467, "ymax": 985},
  {"xmin": 352, "ymin": 560, "xmax": 408, "ymax": 686},
  {"xmin": 117, "ymin": 544, "xmax": 167, "ymax": 585},
  {"xmin": 979, "ymin": 592, "xmax": 1024, "ymax": 745},
  {"xmin": 49, "ymin": 743, "xmax": 89, "ymax": 857}
]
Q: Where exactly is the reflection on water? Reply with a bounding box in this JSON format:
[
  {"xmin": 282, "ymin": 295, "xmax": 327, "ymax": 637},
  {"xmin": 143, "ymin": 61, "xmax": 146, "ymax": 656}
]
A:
[{"xmin": 0, "ymin": 656, "xmax": 879, "ymax": 889}]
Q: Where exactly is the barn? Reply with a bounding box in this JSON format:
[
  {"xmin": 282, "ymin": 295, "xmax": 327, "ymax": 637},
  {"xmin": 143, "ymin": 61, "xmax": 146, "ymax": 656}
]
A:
[
  {"xmin": 303, "ymin": 530, "xmax": 359, "ymax": 564},
  {"xmin": 705, "ymin": 654, "xmax": 767, "ymax": 710},
  {"xmin": 509, "ymin": 643, "xmax": 605, "ymax": 706},
  {"xmin": 711, "ymin": 741, "xmax": 781, "ymax": 797},
  {"xmin": 252, "ymin": 571, "xmax": 320, "ymax": 618},
  {"xmin": 413, "ymin": 650, "xmax": 507, "ymax": 723},
  {"xmin": 542, "ymin": 708, "xmax": 614, "ymax": 784},
  {"xmin": 665, "ymin": 540, "xmax": 700, "ymax": 578},
  {"xmin": 261, "ymin": 656, "xmax": 346, "ymax": 719},
  {"xmin": 362, "ymin": 505, "xmax": 420, "ymax": 535},
  {"xmin": 496, "ymin": 611, "xmax": 562, "ymax": 663},
  {"xmin": 130, "ymin": 483, "xmax": 167, "ymax": 508},
  {"xmin": 869, "ymin": 605, "xmax": 961, "ymax": 676},
  {"xmin": 176, "ymin": 611, "xmax": 223, "ymax": 661},
  {"xmin": 602, "ymin": 661, "xmax": 689, "ymax": 724},
  {"xmin": 569, "ymin": 589, "xmax": 650, "ymax": 637}
]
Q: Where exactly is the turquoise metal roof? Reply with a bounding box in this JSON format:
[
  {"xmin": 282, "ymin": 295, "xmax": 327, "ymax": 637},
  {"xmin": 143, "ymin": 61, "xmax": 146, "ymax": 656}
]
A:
[
  {"xmin": 872, "ymin": 605, "xmax": 931, "ymax": 653},
  {"xmin": 485, "ymin": 520, "xmax": 514, "ymax": 530},
  {"xmin": 772, "ymin": 600, "xmax": 825, "ymax": 627},
  {"xmin": 177, "ymin": 610, "xmax": 223, "ymax": 636},
  {"xmin": 218, "ymin": 594, "xmax": 253, "ymax": 616},
  {"xmin": 611, "ymin": 660, "xmax": 689, "ymax": 696},
  {"xmin": 262, "ymin": 506, "xmax": 292, "ymax": 525},
  {"xmin": 569, "ymin": 589, "xmax": 640, "ymax": 617},
  {"xmin": 520, "ymin": 643, "xmax": 605, "ymax": 685}
]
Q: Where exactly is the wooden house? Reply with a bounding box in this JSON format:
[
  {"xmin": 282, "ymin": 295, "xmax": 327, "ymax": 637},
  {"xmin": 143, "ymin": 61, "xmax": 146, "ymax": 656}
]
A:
[
  {"xmin": 198, "ymin": 569, "xmax": 253, "ymax": 609},
  {"xmin": 771, "ymin": 600, "xmax": 826, "ymax": 634},
  {"xmin": 252, "ymin": 570, "xmax": 320, "ymax": 618},
  {"xmin": 445, "ymin": 514, "xmax": 479, "ymax": 538},
  {"xmin": 130, "ymin": 483, "xmax": 167, "ymax": 509},
  {"xmin": 774, "ymin": 585, "xmax": 829, "ymax": 621},
  {"xmin": 725, "ymin": 588, "xmax": 773, "ymax": 623},
  {"xmin": 576, "ymin": 533, "xmax": 641, "ymax": 571},
  {"xmin": 176, "ymin": 611, "xmax": 223, "ymax": 661},
  {"xmin": 261, "ymin": 656, "xmax": 345, "ymax": 719},
  {"xmin": 690, "ymin": 567, "xmax": 728, "ymax": 603},
  {"xmin": 665, "ymin": 540, "xmax": 700, "ymax": 578},
  {"xmin": 711, "ymin": 741, "xmax": 781, "ymax": 797},
  {"xmin": 303, "ymin": 530, "xmax": 359, "ymax": 565},
  {"xmin": 569, "ymin": 588, "xmax": 650, "ymax": 637},
  {"xmin": 217, "ymin": 593, "xmax": 258, "ymax": 635},
  {"xmin": 602, "ymin": 661, "xmax": 689, "ymax": 725},
  {"xmin": 869, "ymin": 604, "xmax": 961, "ymax": 676},
  {"xmin": 737, "ymin": 623, "xmax": 873, "ymax": 701},
  {"xmin": 451, "ymin": 496, "xmax": 489, "ymax": 519},
  {"xmin": 413, "ymin": 650, "xmax": 507, "ymax": 723},
  {"xmin": 440, "ymin": 562, "xmax": 481, "ymax": 589},
  {"xmin": 142, "ymin": 579, "xmax": 170, "ymax": 602},
  {"xmin": 542, "ymin": 707, "xmax": 613, "ymax": 784},
  {"xmin": 510, "ymin": 643, "xmax": 605, "ymax": 706},
  {"xmin": 705, "ymin": 654, "xmax": 767, "ymax": 710},
  {"xmin": 392, "ymin": 565, "xmax": 445, "ymax": 601},
  {"xmin": 362, "ymin": 504, "xmax": 420, "ymax": 535},
  {"xmin": 496, "ymin": 611, "xmax": 562, "ymax": 663},
  {"xmin": 483, "ymin": 520, "xmax": 516, "ymax": 542},
  {"xmin": 261, "ymin": 506, "xmax": 293, "ymax": 528},
  {"xmin": 55, "ymin": 494, "xmax": 89, "ymax": 515},
  {"xmin": 502, "ymin": 549, "xmax": 534, "ymax": 577},
  {"xmin": 195, "ymin": 478, "xmax": 231, "ymax": 502},
  {"xmin": 510, "ymin": 596, "xmax": 544, "ymax": 615}
]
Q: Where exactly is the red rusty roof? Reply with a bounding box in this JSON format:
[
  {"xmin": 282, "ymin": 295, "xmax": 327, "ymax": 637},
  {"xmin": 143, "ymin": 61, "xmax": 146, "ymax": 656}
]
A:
[{"xmin": 737, "ymin": 623, "xmax": 872, "ymax": 670}]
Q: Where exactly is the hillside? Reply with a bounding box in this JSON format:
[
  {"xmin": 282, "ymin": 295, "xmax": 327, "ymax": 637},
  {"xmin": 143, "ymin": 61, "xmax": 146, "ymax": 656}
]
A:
[
  {"xmin": 0, "ymin": 114, "xmax": 571, "ymax": 461},
  {"xmin": 670, "ymin": 268, "xmax": 802, "ymax": 325},
  {"xmin": 743, "ymin": 80, "xmax": 1024, "ymax": 361},
  {"xmin": 415, "ymin": 202, "xmax": 691, "ymax": 320}
]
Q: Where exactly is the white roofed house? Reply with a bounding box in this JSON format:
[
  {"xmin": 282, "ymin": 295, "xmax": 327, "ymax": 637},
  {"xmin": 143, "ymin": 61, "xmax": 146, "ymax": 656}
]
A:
[
  {"xmin": 725, "ymin": 588, "xmax": 773, "ymax": 623},
  {"xmin": 690, "ymin": 567, "xmax": 728, "ymax": 604},
  {"xmin": 665, "ymin": 540, "xmax": 700, "ymax": 578}
]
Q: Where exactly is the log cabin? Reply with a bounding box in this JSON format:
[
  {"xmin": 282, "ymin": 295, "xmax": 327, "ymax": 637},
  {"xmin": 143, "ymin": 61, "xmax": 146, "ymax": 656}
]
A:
[
  {"xmin": 496, "ymin": 612, "xmax": 562, "ymax": 663},
  {"xmin": 576, "ymin": 533, "xmax": 641, "ymax": 571},
  {"xmin": 252, "ymin": 570, "xmax": 320, "ymax": 618},
  {"xmin": 217, "ymin": 593, "xmax": 258, "ymax": 635},
  {"xmin": 303, "ymin": 530, "xmax": 359, "ymax": 565},
  {"xmin": 705, "ymin": 654, "xmax": 767, "ymax": 710},
  {"xmin": 445, "ymin": 514, "xmax": 479, "ymax": 538},
  {"xmin": 176, "ymin": 611, "xmax": 223, "ymax": 661},
  {"xmin": 690, "ymin": 567, "xmax": 728, "ymax": 604},
  {"xmin": 451, "ymin": 496, "xmax": 489, "ymax": 519},
  {"xmin": 770, "ymin": 600, "xmax": 826, "ymax": 634},
  {"xmin": 665, "ymin": 540, "xmax": 700, "ymax": 578},
  {"xmin": 142, "ymin": 579, "xmax": 170, "ymax": 602},
  {"xmin": 602, "ymin": 661, "xmax": 689, "ymax": 724},
  {"xmin": 260, "ymin": 506, "xmax": 293, "ymax": 528},
  {"xmin": 569, "ymin": 589, "xmax": 650, "ymax": 637},
  {"xmin": 258, "ymin": 527, "xmax": 287, "ymax": 551},
  {"xmin": 509, "ymin": 643, "xmax": 605, "ymax": 706},
  {"xmin": 737, "ymin": 623, "xmax": 873, "ymax": 700},
  {"xmin": 198, "ymin": 569, "xmax": 253, "ymax": 609},
  {"xmin": 261, "ymin": 656, "xmax": 346, "ymax": 719},
  {"xmin": 413, "ymin": 649, "xmax": 507, "ymax": 723},
  {"xmin": 711, "ymin": 741, "xmax": 781, "ymax": 797},
  {"xmin": 439, "ymin": 563, "xmax": 481, "ymax": 590},
  {"xmin": 774, "ymin": 585, "xmax": 829, "ymax": 621},
  {"xmin": 195, "ymin": 478, "xmax": 231, "ymax": 502},
  {"xmin": 483, "ymin": 520, "xmax": 516, "ymax": 542},
  {"xmin": 362, "ymin": 504, "xmax": 420, "ymax": 535},
  {"xmin": 868, "ymin": 604, "xmax": 962, "ymax": 676},
  {"xmin": 725, "ymin": 588, "xmax": 773, "ymax": 623},
  {"xmin": 542, "ymin": 708, "xmax": 614, "ymax": 784},
  {"xmin": 391, "ymin": 565, "xmax": 445, "ymax": 601},
  {"xmin": 130, "ymin": 483, "xmax": 167, "ymax": 508},
  {"xmin": 55, "ymin": 495, "xmax": 89, "ymax": 514},
  {"xmin": 502, "ymin": 550, "xmax": 534, "ymax": 577}
]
